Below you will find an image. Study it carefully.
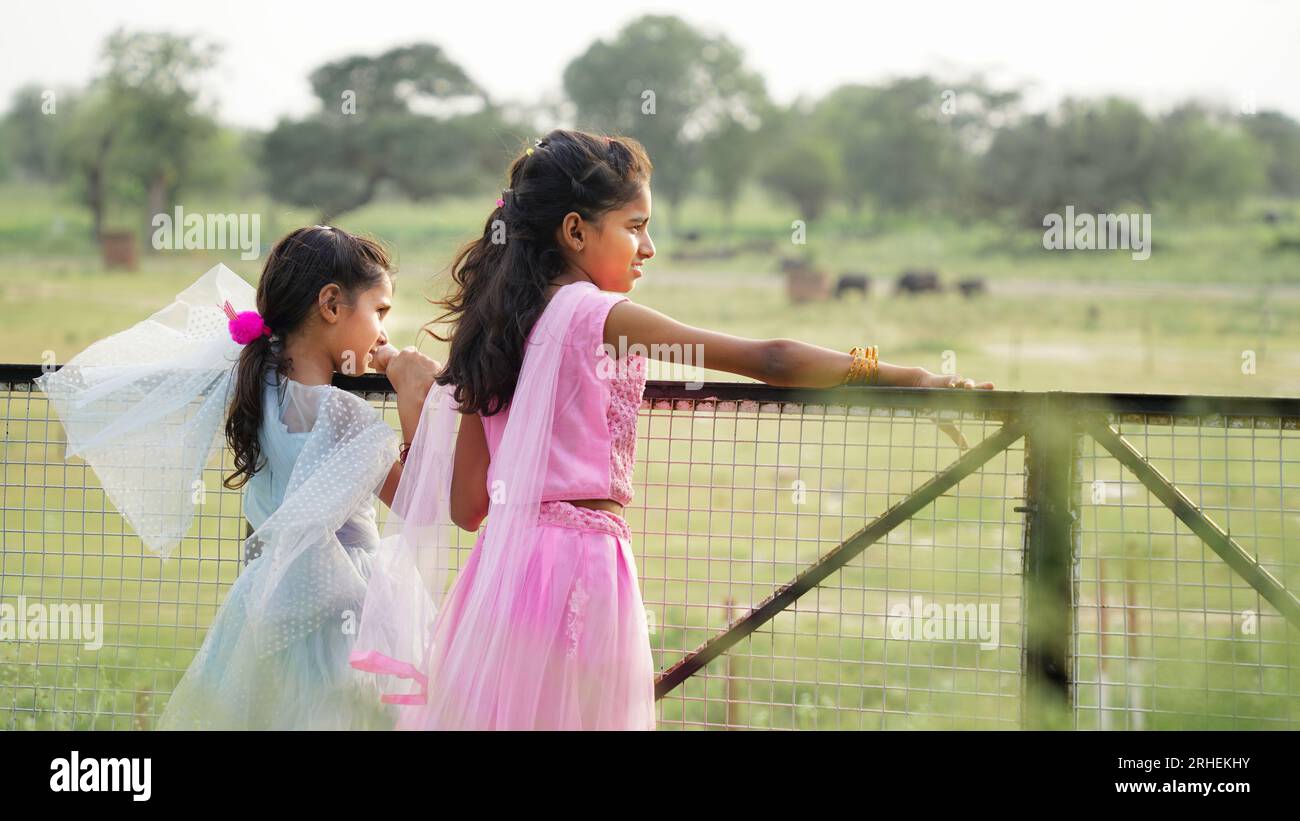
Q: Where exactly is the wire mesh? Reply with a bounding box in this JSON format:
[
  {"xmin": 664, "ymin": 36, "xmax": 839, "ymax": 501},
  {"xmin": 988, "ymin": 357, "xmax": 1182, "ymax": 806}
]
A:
[
  {"xmin": 3, "ymin": 370, "xmax": 1297, "ymax": 729},
  {"xmin": 635, "ymin": 396, "xmax": 1024, "ymax": 729},
  {"xmin": 1073, "ymin": 412, "xmax": 1300, "ymax": 729}
]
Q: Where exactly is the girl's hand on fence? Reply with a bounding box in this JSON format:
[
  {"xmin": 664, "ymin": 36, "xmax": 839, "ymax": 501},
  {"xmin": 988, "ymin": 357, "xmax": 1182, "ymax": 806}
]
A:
[
  {"xmin": 911, "ymin": 369, "xmax": 996, "ymax": 392},
  {"xmin": 909, "ymin": 369, "xmax": 996, "ymax": 451}
]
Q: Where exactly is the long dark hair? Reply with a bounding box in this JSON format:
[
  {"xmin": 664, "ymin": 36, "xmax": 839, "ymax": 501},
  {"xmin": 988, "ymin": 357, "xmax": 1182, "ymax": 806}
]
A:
[
  {"xmin": 427, "ymin": 128, "xmax": 652, "ymax": 416},
  {"xmin": 223, "ymin": 225, "xmax": 393, "ymax": 489}
]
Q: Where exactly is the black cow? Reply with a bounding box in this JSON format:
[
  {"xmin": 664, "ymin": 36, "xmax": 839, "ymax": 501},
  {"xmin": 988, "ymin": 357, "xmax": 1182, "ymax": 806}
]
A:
[
  {"xmin": 834, "ymin": 273, "xmax": 871, "ymax": 299},
  {"xmin": 895, "ymin": 269, "xmax": 942, "ymax": 295}
]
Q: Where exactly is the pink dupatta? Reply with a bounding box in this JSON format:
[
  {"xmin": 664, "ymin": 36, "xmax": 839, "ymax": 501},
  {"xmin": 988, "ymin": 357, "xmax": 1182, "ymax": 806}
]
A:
[{"xmin": 349, "ymin": 282, "xmax": 587, "ymax": 710}]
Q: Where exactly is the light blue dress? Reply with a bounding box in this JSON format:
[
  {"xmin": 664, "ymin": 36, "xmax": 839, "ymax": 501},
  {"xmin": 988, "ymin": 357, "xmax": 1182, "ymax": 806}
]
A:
[{"xmin": 157, "ymin": 375, "xmax": 397, "ymax": 730}]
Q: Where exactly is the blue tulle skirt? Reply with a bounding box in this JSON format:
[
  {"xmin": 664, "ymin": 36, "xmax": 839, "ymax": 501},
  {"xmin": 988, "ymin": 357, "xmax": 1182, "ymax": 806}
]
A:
[{"xmin": 157, "ymin": 543, "xmax": 397, "ymax": 730}]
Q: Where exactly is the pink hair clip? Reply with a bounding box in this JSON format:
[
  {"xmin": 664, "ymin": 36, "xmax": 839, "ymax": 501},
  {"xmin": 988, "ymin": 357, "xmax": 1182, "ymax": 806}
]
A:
[{"xmin": 220, "ymin": 300, "xmax": 272, "ymax": 344}]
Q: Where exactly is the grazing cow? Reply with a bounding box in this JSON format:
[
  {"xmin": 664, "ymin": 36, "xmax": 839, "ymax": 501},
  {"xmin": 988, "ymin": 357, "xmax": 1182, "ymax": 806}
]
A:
[
  {"xmin": 834, "ymin": 273, "xmax": 871, "ymax": 299},
  {"xmin": 895, "ymin": 269, "xmax": 942, "ymax": 295}
]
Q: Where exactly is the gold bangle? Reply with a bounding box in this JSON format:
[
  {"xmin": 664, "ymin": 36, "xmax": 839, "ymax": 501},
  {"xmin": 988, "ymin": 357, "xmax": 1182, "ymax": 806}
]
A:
[
  {"xmin": 844, "ymin": 357, "xmax": 863, "ymax": 386},
  {"xmin": 852, "ymin": 348, "xmax": 869, "ymax": 385},
  {"xmin": 842, "ymin": 347, "xmax": 866, "ymax": 385},
  {"xmin": 845, "ymin": 346, "xmax": 879, "ymax": 386}
]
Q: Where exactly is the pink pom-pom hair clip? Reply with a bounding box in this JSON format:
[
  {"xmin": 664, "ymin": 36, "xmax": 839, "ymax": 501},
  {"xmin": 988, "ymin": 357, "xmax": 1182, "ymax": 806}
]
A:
[{"xmin": 220, "ymin": 300, "xmax": 273, "ymax": 345}]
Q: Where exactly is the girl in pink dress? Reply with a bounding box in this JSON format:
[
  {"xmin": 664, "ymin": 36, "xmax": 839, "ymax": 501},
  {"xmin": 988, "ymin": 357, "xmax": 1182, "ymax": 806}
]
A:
[{"xmin": 350, "ymin": 128, "xmax": 995, "ymax": 730}]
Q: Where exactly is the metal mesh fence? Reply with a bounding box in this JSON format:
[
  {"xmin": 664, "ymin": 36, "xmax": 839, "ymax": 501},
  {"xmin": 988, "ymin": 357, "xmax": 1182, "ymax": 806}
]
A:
[
  {"xmin": 636, "ymin": 392, "xmax": 1024, "ymax": 729},
  {"xmin": 1073, "ymin": 413, "xmax": 1300, "ymax": 729},
  {"xmin": 2, "ymin": 367, "xmax": 1297, "ymax": 729}
]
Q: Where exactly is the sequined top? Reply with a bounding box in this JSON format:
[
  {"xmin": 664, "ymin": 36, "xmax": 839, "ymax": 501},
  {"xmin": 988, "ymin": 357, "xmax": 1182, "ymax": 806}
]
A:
[{"xmin": 480, "ymin": 281, "xmax": 647, "ymax": 506}]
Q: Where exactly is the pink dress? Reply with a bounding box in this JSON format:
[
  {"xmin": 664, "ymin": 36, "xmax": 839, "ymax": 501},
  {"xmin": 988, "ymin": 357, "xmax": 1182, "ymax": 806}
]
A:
[{"xmin": 393, "ymin": 281, "xmax": 656, "ymax": 730}]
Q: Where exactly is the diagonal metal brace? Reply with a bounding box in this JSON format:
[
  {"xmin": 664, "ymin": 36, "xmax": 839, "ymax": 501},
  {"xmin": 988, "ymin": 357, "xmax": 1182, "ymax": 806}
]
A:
[
  {"xmin": 1085, "ymin": 417, "xmax": 1300, "ymax": 629},
  {"xmin": 655, "ymin": 417, "xmax": 1028, "ymax": 700}
]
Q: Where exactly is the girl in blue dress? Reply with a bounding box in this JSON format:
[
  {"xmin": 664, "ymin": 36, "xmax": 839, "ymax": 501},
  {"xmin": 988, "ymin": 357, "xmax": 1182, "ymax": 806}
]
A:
[{"xmin": 37, "ymin": 226, "xmax": 440, "ymax": 729}]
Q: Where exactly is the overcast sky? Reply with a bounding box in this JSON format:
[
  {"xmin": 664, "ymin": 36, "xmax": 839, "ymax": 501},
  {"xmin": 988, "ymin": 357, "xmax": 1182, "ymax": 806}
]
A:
[{"xmin": 3, "ymin": 0, "xmax": 1298, "ymax": 128}]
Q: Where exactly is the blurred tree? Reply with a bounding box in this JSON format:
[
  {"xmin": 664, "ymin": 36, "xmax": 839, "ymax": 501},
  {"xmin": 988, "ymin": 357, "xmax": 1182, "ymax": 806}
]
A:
[
  {"xmin": 564, "ymin": 15, "xmax": 769, "ymax": 232},
  {"xmin": 188, "ymin": 126, "xmax": 261, "ymax": 198},
  {"xmin": 1056, "ymin": 97, "xmax": 1158, "ymax": 210},
  {"xmin": 53, "ymin": 29, "xmax": 222, "ymax": 242},
  {"xmin": 1241, "ymin": 109, "xmax": 1300, "ymax": 197},
  {"xmin": 261, "ymin": 44, "xmax": 503, "ymax": 222},
  {"xmin": 759, "ymin": 132, "xmax": 838, "ymax": 223},
  {"xmin": 4, "ymin": 84, "xmax": 69, "ymax": 182},
  {"xmin": 942, "ymin": 75, "xmax": 1023, "ymax": 155},
  {"xmin": 58, "ymin": 86, "xmax": 117, "ymax": 240},
  {"xmin": 1150, "ymin": 104, "xmax": 1266, "ymax": 215},
  {"xmin": 979, "ymin": 97, "xmax": 1159, "ymax": 226},
  {"xmin": 813, "ymin": 77, "xmax": 971, "ymax": 220},
  {"xmin": 103, "ymin": 30, "xmax": 223, "ymax": 243},
  {"xmin": 699, "ymin": 108, "xmax": 770, "ymax": 234},
  {"xmin": 0, "ymin": 121, "xmax": 9, "ymax": 182},
  {"xmin": 935, "ymin": 75, "xmax": 1023, "ymax": 221},
  {"xmin": 976, "ymin": 112, "xmax": 1062, "ymax": 227},
  {"xmin": 979, "ymin": 97, "xmax": 1268, "ymax": 226}
]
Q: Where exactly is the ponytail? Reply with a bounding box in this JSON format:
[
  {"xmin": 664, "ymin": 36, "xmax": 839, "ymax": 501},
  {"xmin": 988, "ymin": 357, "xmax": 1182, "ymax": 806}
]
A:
[{"xmin": 222, "ymin": 334, "xmax": 278, "ymax": 489}]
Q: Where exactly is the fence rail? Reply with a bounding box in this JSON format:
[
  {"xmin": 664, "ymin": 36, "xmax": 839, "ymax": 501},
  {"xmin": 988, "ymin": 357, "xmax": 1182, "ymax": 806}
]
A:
[{"xmin": 3, "ymin": 363, "xmax": 1298, "ymax": 729}]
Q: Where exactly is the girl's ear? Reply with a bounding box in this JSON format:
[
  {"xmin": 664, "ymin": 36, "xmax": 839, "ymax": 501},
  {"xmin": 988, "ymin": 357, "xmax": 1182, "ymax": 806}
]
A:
[
  {"xmin": 559, "ymin": 211, "xmax": 585, "ymax": 252},
  {"xmin": 318, "ymin": 283, "xmax": 343, "ymax": 324}
]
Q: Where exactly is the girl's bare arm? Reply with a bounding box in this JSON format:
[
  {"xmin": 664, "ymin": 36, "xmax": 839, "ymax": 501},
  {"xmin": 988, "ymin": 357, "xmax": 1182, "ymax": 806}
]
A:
[
  {"xmin": 449, "ymin": 411, "xmax": 490, "ymax": 532},
  {"xmin": 375, "ymin": 390, "xmax": 425, "ymax": 508},
  {"xmin": 604, "ymin": 301, "xmax": 959, "ymax": 389},
  {"xmin": 374, "ymin": 347, "xmax": 442, "ymax": 509}
]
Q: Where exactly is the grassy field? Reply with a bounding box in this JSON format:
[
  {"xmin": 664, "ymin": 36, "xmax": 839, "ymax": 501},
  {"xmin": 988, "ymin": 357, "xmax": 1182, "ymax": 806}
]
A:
[
  {"xmin": 2, "ymin": 182, "xmax": 1298, "ymax": 729},
  {"xmin": 2, "ymin": 182, "xmax": 1299, "ymax": 396}
]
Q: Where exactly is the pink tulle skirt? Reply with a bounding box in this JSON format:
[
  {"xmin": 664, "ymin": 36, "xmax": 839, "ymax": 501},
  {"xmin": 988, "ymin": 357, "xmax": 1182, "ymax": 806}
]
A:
[{"xmin": 395, "ymin": 501, "xmax": 657, "ymax": 730}]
